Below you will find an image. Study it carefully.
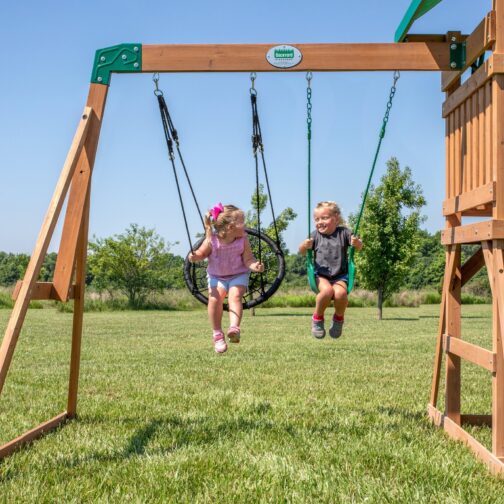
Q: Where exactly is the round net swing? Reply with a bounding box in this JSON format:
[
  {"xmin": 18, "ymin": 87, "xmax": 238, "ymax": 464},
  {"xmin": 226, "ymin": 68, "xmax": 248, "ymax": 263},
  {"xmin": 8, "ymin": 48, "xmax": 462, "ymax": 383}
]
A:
[
  {"xmin": 184, "ymin": 228, "xmax": 285, "ymax": 310},
  {"xmin": 154, "ymin": 72, "xmax": 285, "ymax": 310}
]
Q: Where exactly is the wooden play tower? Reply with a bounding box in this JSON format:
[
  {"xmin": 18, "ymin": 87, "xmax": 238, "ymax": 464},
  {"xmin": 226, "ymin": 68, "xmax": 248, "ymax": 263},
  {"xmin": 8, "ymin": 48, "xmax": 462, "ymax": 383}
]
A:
[{"xmin": 1, "ymin": 0, "xmax": 504, "ymax": 476}]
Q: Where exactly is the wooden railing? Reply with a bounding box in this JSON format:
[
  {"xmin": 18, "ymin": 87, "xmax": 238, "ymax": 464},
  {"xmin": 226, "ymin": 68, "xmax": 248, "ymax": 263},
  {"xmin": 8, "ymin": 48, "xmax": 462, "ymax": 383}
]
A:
[{"xmin": 442, "ymin": 11, "xmax": 498, "ymax": 218}]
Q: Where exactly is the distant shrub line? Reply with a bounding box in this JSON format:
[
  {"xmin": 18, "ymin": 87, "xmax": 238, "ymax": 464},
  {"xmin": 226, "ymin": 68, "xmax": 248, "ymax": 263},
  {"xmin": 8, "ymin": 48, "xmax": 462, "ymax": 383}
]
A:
[{"xmin": 0, "ymin": 287, "xmax": 490, "ymax": 312}]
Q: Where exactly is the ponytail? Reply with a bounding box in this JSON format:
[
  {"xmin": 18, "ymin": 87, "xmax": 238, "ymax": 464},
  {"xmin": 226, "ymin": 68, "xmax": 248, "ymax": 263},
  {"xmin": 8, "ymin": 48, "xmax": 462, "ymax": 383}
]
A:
[{"xmin": 204, "ymin": 211, "xmax": 214, "ymax": 240}]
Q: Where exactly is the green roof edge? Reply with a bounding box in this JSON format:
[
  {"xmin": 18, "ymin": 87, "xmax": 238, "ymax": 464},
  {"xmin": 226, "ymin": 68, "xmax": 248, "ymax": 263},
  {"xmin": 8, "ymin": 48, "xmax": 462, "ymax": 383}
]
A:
[{"xmin": 394, "ymin": 0, "xmax": 444, "ymax": 43}]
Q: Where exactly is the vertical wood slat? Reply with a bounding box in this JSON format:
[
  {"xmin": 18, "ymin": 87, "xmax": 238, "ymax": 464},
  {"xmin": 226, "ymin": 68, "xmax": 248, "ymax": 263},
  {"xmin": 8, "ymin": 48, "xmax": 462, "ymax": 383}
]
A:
[
  {"xmin": 472, "ymin": 92, "xmax": 479, "ymax": 190},
  {"xmin": 445, "ymin": 113, "xmax": 455, "ymax": 198},
  {"xmin": 486, "ymin": 81, "xmax": 493, "ymax": 186},
  {"xmin": 465, "ymin": 99, "xmax": 471, "ymax": 193},
  {"xmin": 447, "ymin": 83, "xmax": 494, "ymax": 204},
  {"xmin": 446, "ymin": 108, "xmax": 451, "ymax": 199},
  {"xmin": 455, "ymin": 107, "xmax": 461, "ymax": 196},
  {"xmin": 0, "ymin": 109, "xmax": 92, "ymax": 395},
  {"xmin": 452, "ymin": 112, "xmax": 457, "ymax": 198},
  {"xmin": 479, "ymin": 87, "xmax": 485, "ymax": 186}
]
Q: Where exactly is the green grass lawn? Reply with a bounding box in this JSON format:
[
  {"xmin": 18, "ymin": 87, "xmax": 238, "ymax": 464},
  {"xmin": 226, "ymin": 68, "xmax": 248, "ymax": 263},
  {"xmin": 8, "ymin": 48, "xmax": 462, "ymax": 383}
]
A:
[{"xmin": 0, "ymin": 305, "xmax": 503, "ymax": 502}]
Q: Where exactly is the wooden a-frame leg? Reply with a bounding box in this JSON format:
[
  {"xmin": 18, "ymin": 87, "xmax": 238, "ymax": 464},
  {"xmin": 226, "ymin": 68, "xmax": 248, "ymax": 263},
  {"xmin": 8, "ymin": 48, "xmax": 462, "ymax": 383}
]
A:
[
  {"xmin": 0, "ymin": 109, "xmax": 91, "ymax": 396},
  {"xmin": 67, "ymin": 189, "xmax": 91, "ymax": 418},
  {"xmin": 430, "ymin": 247, "xmax": 456, "ymax": 407},
  {"xmin": 430, "ymin": 246, "xmax": 485, "ymax": 408},
  {"xmin": 0, "ymin": 108, "xmax": 93, "ymax": 460}
]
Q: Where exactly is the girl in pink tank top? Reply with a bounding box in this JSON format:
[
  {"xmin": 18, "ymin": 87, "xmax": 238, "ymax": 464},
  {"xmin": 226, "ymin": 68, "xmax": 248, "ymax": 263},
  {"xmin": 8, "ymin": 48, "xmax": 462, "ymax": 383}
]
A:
[{"xmin": 188, "ymin": 203, "xmax": 264, "ymax": 354}]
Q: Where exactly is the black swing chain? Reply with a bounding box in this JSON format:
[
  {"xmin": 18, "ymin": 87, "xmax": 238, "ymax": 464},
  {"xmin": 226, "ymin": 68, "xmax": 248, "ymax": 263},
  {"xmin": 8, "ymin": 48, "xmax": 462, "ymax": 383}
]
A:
[
  {"xmin": 250, "ymin": 74, "xmax": 263, "ymax": 291},
  {"xmin": 249, "ymin": 73, "xmax": 282, "ymax": 254},
  {"xmin": 153, "ymin": 74, "xmax": 205, "ymax": 256}
]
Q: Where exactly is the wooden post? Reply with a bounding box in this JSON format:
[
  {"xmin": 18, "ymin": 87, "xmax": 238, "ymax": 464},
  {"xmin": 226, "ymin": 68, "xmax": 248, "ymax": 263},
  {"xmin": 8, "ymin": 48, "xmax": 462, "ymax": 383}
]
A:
[
  {"xmin": 445, "ymin": 236, "xmax": 462, "ymax": 425},
  {"xmin": 493, "ymin": 241, "xmax": 504, "ymax": 456},
  {"xmin": 60, "ymin": 84, "xmax": 108, "ymax": 416},
  {"xmin": 492, "ymin": 74, "xmax": 504, "ymax": 221},
  {"xmin": 492, "ymin": 4, "xmax": 504, "ymax": 456},
  {"xmin": 430, "ymin": 250, "xmax": 454, "ymax": 406}
]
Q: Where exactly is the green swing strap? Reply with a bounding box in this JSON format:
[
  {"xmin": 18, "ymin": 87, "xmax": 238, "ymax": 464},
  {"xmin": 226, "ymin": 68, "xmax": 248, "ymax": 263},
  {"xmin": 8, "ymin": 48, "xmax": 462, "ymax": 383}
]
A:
[
  {"xmin": 347, "ymin": 70, "xmax": 400, "ymax": 293},
  {"xmin": 305, "ymin": 72, "xmax": 318, "ymax": 293},
  {"xmin": 305, "ymin": 71, "xmax": 400, "ymax": 295}
]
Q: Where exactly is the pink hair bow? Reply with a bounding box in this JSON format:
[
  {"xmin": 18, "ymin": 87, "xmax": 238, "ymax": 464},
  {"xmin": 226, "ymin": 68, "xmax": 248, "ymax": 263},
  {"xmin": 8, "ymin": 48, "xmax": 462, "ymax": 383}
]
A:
[{"xmin": 210, "ymin": 203, "xmax": 224, "ymax": 221}]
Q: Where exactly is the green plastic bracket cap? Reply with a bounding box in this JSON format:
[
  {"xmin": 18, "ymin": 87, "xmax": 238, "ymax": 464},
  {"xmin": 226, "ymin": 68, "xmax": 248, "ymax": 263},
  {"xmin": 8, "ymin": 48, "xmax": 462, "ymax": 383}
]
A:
[
  {"xmin": 449, "ymin": 41, "xmax": 466, "ymax": 71},
  {"xmin": 91, "ymin": 43, "xmax": 142, "ymax": 85}
]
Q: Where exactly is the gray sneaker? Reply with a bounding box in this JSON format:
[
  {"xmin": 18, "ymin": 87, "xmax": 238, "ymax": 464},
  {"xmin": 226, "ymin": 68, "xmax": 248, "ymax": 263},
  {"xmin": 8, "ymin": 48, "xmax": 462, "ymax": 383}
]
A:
[
  {"xmin": 311, "ymin": 318, "xmax": 326, "ymax": 339},
  {"xmin": 329, "ymin": 318, "xmax": 344, "ymax": 339}
]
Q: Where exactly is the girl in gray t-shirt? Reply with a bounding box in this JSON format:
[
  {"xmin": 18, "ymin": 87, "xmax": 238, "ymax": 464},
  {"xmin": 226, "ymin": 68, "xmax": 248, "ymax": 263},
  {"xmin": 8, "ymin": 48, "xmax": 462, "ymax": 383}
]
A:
[{"xmin": 299, "ymin": 201, "xmax": 363, "ymax": 339}]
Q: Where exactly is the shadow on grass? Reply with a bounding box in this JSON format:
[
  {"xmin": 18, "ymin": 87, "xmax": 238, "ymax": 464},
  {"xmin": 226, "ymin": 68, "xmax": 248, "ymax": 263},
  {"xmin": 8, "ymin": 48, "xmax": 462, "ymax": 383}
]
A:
[
  {"xmin": 59, "ymin": 413, "xmax": 297, "ymax": 467},
  {"xmin": 123, "ymin": 418, "xmax": 165, "ymax": 457},
  {"xmin": 377, "ymin": 406, "xmax": 425, "ymax": 422}
]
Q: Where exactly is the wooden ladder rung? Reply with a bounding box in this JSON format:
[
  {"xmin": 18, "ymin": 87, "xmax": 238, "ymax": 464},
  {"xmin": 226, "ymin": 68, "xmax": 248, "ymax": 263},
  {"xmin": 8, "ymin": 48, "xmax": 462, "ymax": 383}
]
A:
[{"xmin": 443, "ymin": 334, "xmax": 496, "ymax": 372}]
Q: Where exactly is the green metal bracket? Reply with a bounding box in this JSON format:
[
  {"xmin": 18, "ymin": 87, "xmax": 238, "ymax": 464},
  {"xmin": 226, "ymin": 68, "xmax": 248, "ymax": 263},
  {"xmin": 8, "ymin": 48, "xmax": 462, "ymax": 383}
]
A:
[
  {"xmin": 449, "ymin": 41, "xmax": 466, "ymax": 70},
  {"xmin": 91, "ymin": 43, "xmax": 142, "ymax": 85}
]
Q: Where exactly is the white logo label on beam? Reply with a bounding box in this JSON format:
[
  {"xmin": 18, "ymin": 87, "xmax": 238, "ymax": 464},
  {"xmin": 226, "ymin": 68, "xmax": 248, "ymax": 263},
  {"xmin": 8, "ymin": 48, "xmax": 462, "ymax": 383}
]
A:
[{"xmin": 266, "ymin": 45, "xmax": 302, "ymax": 68}]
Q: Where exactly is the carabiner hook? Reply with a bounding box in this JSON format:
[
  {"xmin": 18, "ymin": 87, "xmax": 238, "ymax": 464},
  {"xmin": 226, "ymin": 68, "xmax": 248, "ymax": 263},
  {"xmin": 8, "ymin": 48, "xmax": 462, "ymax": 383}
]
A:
[
  {"xmin": 250, "ymin": 72, "xmax": 257, "ymax": 96},
  {"xmin": 306, "ymin": 71, "xmax": 313, "ymax": 88},
  {"xmin": 153, "ymin": 72, "xmax": 163, "ymax": 96}
]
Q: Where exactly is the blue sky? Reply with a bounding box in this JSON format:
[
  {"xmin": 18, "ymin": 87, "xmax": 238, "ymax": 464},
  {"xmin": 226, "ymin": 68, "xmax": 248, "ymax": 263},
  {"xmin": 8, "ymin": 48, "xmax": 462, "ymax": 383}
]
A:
[{"xmin": 0, "ymin": 0, "xmax": 488, "ymax": 256}]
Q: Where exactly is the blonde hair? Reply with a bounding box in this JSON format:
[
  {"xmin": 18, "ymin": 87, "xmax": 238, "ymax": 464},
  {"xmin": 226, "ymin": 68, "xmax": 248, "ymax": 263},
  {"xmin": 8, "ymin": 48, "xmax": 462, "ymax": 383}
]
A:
[
  {"xmin": 315, "ymin": 201, "xmax": 346, "ymax": 225},
  {"xmin": 204, "ymin": 204, "xmax": 245, "ymax": 239}
]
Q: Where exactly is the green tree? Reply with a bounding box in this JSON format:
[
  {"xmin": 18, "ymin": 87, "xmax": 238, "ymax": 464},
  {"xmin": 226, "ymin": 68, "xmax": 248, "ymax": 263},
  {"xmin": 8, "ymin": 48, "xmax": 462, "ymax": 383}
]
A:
[
  {"xmin": 88, "ymin": 224, "xmax": 179, "ymax": 307},
  {"xmin": 0, "ymin": 253, "xmax": 29, "ymax": 286},
  {"xmin": 350, "ymin": 157, "xmax": 426, "ymax": 319},
  {"xmin": 39, "ymin": 252, "xmax": 58, "ymax": 282},
  {"xmin": 245, "ymin": 184, "xmax": 297, "ymax": 253},
  {"xmin": 284, "ymin": 253, "xmax": 308, "ymax": 288},
  {"xmin": 0, "ymin": 252, "xmax": 60, "ymax": 286},
  {"xmin": 404, "ymin": 230, "xmax": 445, "ymax": 290}
]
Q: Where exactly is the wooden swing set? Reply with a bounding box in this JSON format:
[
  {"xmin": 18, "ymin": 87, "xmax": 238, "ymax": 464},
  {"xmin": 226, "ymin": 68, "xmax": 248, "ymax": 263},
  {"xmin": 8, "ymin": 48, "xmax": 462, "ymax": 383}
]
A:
[{"xmin": 1, "ymin": 0, "xmax": 504, "ymax": 476}]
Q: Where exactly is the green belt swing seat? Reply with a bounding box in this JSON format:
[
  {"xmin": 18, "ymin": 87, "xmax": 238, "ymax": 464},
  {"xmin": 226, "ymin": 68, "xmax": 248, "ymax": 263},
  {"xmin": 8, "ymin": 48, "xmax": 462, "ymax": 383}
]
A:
[{"xmin": 305, "ymin": 71, "xmax": 400, "ymax": 294}]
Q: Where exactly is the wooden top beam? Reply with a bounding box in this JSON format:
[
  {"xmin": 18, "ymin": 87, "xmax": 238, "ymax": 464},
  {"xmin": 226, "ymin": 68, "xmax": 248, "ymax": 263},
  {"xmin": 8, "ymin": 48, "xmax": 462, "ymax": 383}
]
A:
[{"xmin": 141, "ymin": 43, "xmax": 453, "ymax": 72}]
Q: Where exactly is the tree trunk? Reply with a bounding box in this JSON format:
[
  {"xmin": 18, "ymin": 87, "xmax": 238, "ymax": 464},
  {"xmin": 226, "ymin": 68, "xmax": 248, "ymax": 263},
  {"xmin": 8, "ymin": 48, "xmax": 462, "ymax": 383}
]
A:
[{"xmin": 377, "ymin": 287, "xmax": 383, "ymax": 320}]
